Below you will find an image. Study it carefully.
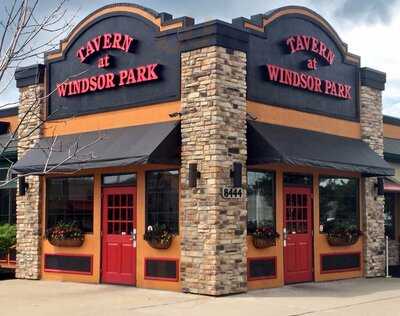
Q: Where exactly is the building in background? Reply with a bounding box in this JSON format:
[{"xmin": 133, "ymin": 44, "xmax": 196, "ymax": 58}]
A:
[
  {"xmin": 382, "ymin": 115, "xmax": 400, "ymax": 273},
  {"xmin": 10, "ymin": 4, "xmax": 394, "ymax": 295},
  {"xmin": 0, "ymin": 107, "xmax": 18, "ymax": 268}
]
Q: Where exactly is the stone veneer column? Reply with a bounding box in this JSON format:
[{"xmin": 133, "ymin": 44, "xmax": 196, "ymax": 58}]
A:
[
  {"xmin": 359, "ymin": 68, "xmax": 387, "ymax": 277},
  {"xmin": 180, "ymin": 47, "xmax": 247, "ymax": 295},
  {"xmin": 15, "ymin": 65, "xmax": 45, "ymax": 279}
]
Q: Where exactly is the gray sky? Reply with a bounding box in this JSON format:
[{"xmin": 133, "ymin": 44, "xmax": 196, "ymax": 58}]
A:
[{"xmin": 2, "ymin": 0, "xmax": 400, "ymax": 116}]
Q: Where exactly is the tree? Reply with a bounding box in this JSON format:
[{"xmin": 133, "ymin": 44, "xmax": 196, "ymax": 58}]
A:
[{"xmin": 0, "ymin": 0, "xmax": 102, "ymax": 182}]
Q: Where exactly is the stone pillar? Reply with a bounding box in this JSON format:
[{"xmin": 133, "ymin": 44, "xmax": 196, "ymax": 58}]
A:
[
  {"xmin": 14, "ymin": 65, "xmax": 45, "ymax": 279},
  {"xmin": 360, "ymin": 67, "xmax": 387, "ymax": 277},
  {"xmin": 180, "ymin": 46, "xmax": 247, "ymax": 295}
]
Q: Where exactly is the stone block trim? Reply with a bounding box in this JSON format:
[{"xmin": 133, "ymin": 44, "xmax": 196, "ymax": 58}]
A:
[
  {"xmin": 360, "ymin": 85, "xmax": 386, "ymax": 277},
  {"xmin": 15, "ymin": 84, "xmax": 44, "ymax": 280},
  {"xmin": 180, "ymin": 46, "xmax": 247, "ymax": 295}
]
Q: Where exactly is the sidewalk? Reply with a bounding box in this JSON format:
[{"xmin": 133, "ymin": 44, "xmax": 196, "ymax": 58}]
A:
[{"xmin": 1, "ymin": 278, "xmax": 400, "ymax": 316}]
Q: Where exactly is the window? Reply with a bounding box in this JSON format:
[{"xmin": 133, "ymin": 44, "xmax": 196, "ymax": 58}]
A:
[
  {"xmin": 0, "ymin": 166, "xmax": 16, "ymax": 225},
  {"xmin": 0, "ymin": 188, "xmax": 16, "ymax": 224},
  {"xmin": 102, "ymin": 173, "xmax": 136, "ymax": 186},
  {"xmin": 384, "ymin": 193, "xmax": 396, "ymax": 240},
  {"xmin": 146, "ymin": 170, "xmax": 179, "ymax": 233},
  {"xmin": 46, "ymin": 176, "xmax": 94, "ymax": 233},
  {"xmin": 319, "ymin": 176, "xmax": 359, "ymax": 232},
  {"xmin": 284, "ymin": 173, "xmax": 312, "ymax": 187},
  {"xmin": 247, "ymin": 171, "xmax": 275, "ymax": 233}
]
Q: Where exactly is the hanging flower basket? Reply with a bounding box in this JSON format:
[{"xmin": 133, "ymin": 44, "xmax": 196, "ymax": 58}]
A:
[
  {"xmin": 250, "ymin": 224, "xmax": 279, "ymax": 249},
  {"xmin": 144, "ymin": 224, "xmax": 174, "ymax": 250},
  {"xmin": 325, "ymin": 222, "xmax": 362, "ymax": 247},
  {"xmin": 45, "ymin": 222, "xmax": 84, "ymax": 248},
  {"xmin": 327, "ymin": 233, "xmax": 360, "ymax": 247},
  {"xmin": 252, "ymin": 236, "xmax": 276, "ymax": 249},
  {"xmin": 146, "ymin": 237, "xmax": 173, "ymax": 249},
  {"xmin": 49, "ymin": 238, "xmax": 84, "ymax": 247}
]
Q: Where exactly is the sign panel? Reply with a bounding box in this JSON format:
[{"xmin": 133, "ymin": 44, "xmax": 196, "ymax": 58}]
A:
[
  {"xmin": 246, "ymin": 15, "xmax": 360, "ymax": 121},
  {"xmin": 46, "ymin": 13, "xmax": 181, "ymax": 119}
]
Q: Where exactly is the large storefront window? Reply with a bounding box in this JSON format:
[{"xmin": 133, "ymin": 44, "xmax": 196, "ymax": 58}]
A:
[
  {"xmin": 0, "ymin": 165, "xmax": 16, "ymax": 225},
  {"xmin": 46, "ymin": 177, "xmax": 94, "ymax": 233},
  {"xmin": 319, "ymin": 176, "xmax": 359, "ymax": 232},
  {"xmin": 384, "ymin": 193, "xmax": 396, "ymax": 240},
  {"xmin": 146, "ymin": 170, "xmax": 179, "ymax": 233},
  {"xmin": 247, "ymin": 171, "xmax": 275, "ymax": 233},
  {"xmin": 0, "ymin": 188, "xmax": 16, "ymax": 224}
]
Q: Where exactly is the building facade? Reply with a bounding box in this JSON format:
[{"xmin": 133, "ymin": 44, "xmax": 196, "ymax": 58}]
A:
[{"xmin": 12, "ymin": 4, "xmax": 395, "ymax": 295}]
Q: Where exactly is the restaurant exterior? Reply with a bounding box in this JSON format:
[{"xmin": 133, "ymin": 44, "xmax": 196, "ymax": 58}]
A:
[{"xmin": 12, "ymin": 4, "xmax": 395, "ymax": 295}]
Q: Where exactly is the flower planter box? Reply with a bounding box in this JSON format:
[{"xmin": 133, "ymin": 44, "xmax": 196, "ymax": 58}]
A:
[
  {"xmin": 327, "ymin": 234, "xmax": 359, "ymax": 247},
  {"xmin": 252, "ymin": 237, "xmax": 276, "ymax": 249},
  {"xmin": 49, "ymin": 238, "xmax": 84, "ymax": 247},
  {"xmin": 146, "ymin": 237, "xmax": 172, "ymax": 250}
]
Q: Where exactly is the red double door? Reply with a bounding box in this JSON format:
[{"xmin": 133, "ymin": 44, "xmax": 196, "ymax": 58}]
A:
[
  {"xmin": 101, "ymin": 187, "xmax": 137, "ymax": 285},
  {"xmin": 283, "ymin": 187, "xmax": 314, "ymax": 284}
]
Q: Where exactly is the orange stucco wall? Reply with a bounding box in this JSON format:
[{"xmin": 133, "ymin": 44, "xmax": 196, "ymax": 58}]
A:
[
  {"xmin": 247, "ymin": 101, "xmax": 361, "ymax": 139},
  {"xmin": 384, "ymin": 123, "xmax": 400, "ymax": 140},
  {"xmin": 43, "ymin": 101, "xmax": 180, "ymax": 137},
  {"xmin": 247, "ymin": 164, "xmax": 363, "ymax": 290},
  {"xmin": 41, "ymin": 164, "xmax": 181, "ymax": 292},
  {"xmin": 0, "ymin": 115, "xmax": 18, "ymax": 133}
]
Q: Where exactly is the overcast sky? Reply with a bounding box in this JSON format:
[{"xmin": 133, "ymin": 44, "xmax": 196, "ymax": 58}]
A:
[{"xmin": 2, "ymin": 0, "xmax": 400, "ymax": 117}]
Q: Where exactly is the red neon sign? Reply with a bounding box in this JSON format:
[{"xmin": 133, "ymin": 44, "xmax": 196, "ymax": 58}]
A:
[
  {"xmin": 286, "ymin": 35, "xmax": 335, "ymax": 65},
  {"xmin": 266, "ymin": 64, "xmax": 351, "ymax": 100},
  {"xmin": 264, "ymin": 35, "xmax": 351, "ymax": 100},
  {"xmin": 76, "ymin": 33, "xmax": 134, "ymax": 63},
  {"xmin": 57, "ymin": 64, "xmax": 159, "ymax": 97},
  {"xmin": 56, "ymin": 33, "xmax": 160, "ymax": 98}
]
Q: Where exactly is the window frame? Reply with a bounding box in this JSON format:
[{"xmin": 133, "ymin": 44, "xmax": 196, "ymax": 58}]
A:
[
  {"xmin": 384, "ymin": 192, "xmax": 396, "ymax": 240},
  {"xmin": 101, "ymin": 173, "xmax": 137, "ymax": 187},
  {"xmin": 247, "ymin": 169, "xmax": 276, "ymax": 233},
  {"xmin": 318, "ymin": 175, "xmax": 360, "ymax": 233},
  {"xmin": 145, "ymin": 169, "xmax": 180, "ymax": 234},
  {"xmin": 45, "ymin": 175, "xmax": 95, "ymax": 234}
]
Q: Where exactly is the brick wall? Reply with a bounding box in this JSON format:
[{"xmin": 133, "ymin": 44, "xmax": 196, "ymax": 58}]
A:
[
  {"xmin": 360, "ymin": 85, "xmax": 386, "ymax": 277},
  {"xmin": 15, "ymin": 84, "xmax": 44, "ymax": 279},
  {"xmin": 180, "ymin": 46, "xmax": 248, "ymax": 295}
]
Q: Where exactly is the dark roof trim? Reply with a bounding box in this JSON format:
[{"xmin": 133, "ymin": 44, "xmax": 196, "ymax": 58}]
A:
[
  {"xmin": 15, "ymin": 64, "xmax": 45, "ymax": 88},
  {"xmin": 384, "ymin": 115, "xmax": 400, "ymax": 126},
  {"xmin": 177, "ymin": 20, "xmax": 249, "ymax": 52},
  {"xmin": 360, "ymin": 67, "xmax": 386, "ymax": 91},
  {"xmin": 0, "ymin": 107, "xmax": 17, "ymax": 118}
]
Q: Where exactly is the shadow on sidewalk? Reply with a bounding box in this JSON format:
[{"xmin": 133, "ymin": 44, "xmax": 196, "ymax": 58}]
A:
[
  {"xmin": 0, "ymin": 268, "xmax": 15, "ymax": 281},
  {"xmin": 241, "ymin": 278, "xmax": 400, "ymax": 299}
]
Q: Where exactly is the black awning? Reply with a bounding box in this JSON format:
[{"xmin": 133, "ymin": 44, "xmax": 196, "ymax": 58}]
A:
[
  {"xmin": 13, "ymin": 121, "xmax": 180, "ymax": 174},
  {"xmin": 248, "ymin": 121, "xmax": 394, "ymax": 177}
]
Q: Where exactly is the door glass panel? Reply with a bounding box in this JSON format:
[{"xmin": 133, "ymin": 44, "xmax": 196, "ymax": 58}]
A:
[
  {"xmin": 105, "ymin": 192, "xmax": 135, "ymax": 235},
  {"xmin": 285, "ymin": 192, "xmax": 309, "ymax": 234}
]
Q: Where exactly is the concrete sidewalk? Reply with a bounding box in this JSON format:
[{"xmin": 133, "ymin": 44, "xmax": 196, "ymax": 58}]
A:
[{"xmin": 1, "ymin": 278, "xmax": 400, "ymax": 316}]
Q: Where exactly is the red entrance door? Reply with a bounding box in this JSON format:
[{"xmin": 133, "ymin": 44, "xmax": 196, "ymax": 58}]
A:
[
  {"xmin": 283, "ymin": 187, "xmax": 313, "ymax": 284},
  {"xmin": 102, "ymin": 187, "xmax": 136, "ymax": 285}
]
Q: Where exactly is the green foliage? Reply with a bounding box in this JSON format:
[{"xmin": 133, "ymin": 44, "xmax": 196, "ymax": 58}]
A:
[
  {"xmin": 143, "ymin": 223, "xmax": 173, "ymax": 243},
  {"xmin": 326, "ymin": 220, "xmax": 362, "ymax": 238},
  {"xmin": 0, "ymin": 224, "xmax": 16, "ymax": 253}
]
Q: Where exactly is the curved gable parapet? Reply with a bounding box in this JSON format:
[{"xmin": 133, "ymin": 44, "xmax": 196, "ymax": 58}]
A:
[
  {"xmin": 45, "ymin": 3, "xmax": 194, "ymax": 61},
  {"xmin": 232, "ymin": 6, "xmax": 360, "ymax": 65}
]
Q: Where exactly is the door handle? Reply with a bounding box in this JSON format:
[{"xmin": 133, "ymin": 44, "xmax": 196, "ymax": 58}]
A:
[
  {"xmin": 283, "ymin": 227, "xmax": 287, "ymax": 247},
  {"xmin": 130, "ymin": 229, "xmax": 137, "ymax": 248}
]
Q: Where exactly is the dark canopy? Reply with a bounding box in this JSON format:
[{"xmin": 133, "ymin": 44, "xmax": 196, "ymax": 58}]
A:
[
  {"xmin": 13, "ymin": 121, "xmax": 180, "ymax": 174},
  {"xmin": 248, "ymin": 121, "xmax": 394, "ymax": 177}
]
